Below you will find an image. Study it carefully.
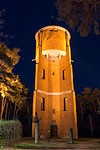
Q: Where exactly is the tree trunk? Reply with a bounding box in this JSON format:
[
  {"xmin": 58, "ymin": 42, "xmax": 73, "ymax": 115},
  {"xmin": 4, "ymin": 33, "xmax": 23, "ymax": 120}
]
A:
[
  {"xmin": 8, "ymin": 107, "xmax": 10, "ymax": 120},
  {"xmin": 94, "ymin": 107, "xmax": 100, "ymax": 127},
  {"xmin": 5, "ymin": 102, "xmax": 8, "ymax": 120},
  {"xmin": 0, "ymin": 97, "xmax": 6, "ymax": 120},
  {"xmin": 10, "ymin": 102, "xmax": 13, "ymax": 119},
  {"xmin": 0, "ymin": 97, "xmax": 3, "ymax": 120},
  {"xmin": 81, "ymin": 108, "xmax": 84, "ymax": 121},
  {"xmin": 27, "ymin": 107, "xmax": 30, "ymax": 129},
  {"xmin": 13, "ymin": 103, "xmax": 16, "ymax": 120},
  {"xmin": 89, "ymin": 115, "xmax": 94, "ymax": 136},
  {"xmin": 15, "ymin": 108, "xmax": 19, "ymax": 118}
]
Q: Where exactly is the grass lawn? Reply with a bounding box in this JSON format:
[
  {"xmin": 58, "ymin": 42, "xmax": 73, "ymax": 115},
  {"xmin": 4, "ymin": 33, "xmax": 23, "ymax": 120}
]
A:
[{"xmin": 0, "ymin": 137, "xmax": 100, "ymax": 149}]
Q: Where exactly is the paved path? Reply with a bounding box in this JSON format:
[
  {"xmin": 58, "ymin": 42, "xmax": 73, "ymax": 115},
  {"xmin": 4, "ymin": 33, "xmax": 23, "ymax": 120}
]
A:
[{"xmin": 3, "ymin": 138, "xmax": 99, "ymax": 149}]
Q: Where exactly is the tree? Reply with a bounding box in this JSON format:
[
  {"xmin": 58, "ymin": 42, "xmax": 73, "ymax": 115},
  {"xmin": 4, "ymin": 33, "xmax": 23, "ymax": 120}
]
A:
[
  {"xmin": 82, "ymin": 88, "xmax": 94, "ymax": 136},
  {"xmin": 76, "ymin": 94, "xmax": 85, "ymax": 121},
  {"xmin": 12, "ymin": 78, "xmax": 29, "ymax": 119},
  {"xmin": 55, "ymin": 0, "xmax": 100, "ymax": 37},
  {"xmin": 18, "ymin": 91, "xmax": 32, "ymax": 136},
  {"xmin": 0, "ymin": 11, "xmax": 32, "ymax": 136},
  {"xmin": 76, "ymin": 87, "xmax": 100, "ymax": 137},
  {"xmin": 0, "ymin": 42, "xmax": 30, "ymax": 120},
  {"xmin": 0, "ymin": 42, "xmax": 20, "ymax": 119},
  {"xmin": 0, "ymin": 9, "xmax": 8, "ymax": 42}
]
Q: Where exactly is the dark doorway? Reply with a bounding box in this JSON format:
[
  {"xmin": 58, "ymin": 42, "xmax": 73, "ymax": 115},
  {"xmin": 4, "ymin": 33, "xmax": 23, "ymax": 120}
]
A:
[{"xmin": 50, "ymin": 125, "xmax": 58, "ymax": 137}]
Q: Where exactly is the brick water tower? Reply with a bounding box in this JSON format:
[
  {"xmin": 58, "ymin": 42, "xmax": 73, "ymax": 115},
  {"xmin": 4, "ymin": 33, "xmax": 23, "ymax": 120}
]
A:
[{"xmin": 32, "ymin": 25, "xmax": 78, "ymax": 139}]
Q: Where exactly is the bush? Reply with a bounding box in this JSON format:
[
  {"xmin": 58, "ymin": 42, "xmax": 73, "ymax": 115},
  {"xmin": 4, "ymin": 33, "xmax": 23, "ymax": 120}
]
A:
[{"xmin": 0, "ymin": 120, "xmax": 22, "ymax": 146}]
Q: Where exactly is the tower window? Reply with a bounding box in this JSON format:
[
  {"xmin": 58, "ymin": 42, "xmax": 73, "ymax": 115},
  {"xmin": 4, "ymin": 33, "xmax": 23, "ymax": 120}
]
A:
[
  {"xmin": 42, "ymin": 69, "xmax": 45, "ymax": 79},
  {"xmin": 50, "ymin": 29, "xmax": 53, "ymax": 31},
  {"xmin": 53, "ymin": 109, "xmax": 55, "ymax": 114},
  {"xmin": 64, "ymin": 98, "xmax": 67, "ymax": 111},
  {"xmin": 52, "ymin": 72, "xmax": 55, "ymax": 75},
  {"xmin": 54, "ymin": 29, "xmax": 58, "ymax": 32},
  {"xmin": 41, "ymin": 97, "xmax": 45, "ymax": 111},
  {"xmin": 63, "ymin": 70, "xmax": 66, "ymax": 80}
]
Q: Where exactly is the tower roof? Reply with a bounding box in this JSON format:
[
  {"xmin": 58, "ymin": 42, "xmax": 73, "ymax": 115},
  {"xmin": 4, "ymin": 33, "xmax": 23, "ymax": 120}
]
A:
[{"xmin": 35, "ymin": 25, "xmax": 71, "ymax": 40}]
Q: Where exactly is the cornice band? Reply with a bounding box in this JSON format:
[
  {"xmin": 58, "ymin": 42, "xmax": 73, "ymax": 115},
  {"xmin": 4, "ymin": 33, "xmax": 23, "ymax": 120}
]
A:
[{"xmin": 36, "ymin": 89, "xmax": 72, "ymax": 95}]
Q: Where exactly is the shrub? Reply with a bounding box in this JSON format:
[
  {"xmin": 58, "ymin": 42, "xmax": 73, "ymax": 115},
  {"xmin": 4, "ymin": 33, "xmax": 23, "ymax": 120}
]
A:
[{"xmin": 0, "ymin": 120, "xmax": 22, "ymax": 146}]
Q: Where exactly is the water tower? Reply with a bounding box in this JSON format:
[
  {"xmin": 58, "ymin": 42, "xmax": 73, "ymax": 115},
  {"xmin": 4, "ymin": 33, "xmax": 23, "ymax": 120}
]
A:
[{"xmin": 32, "ymin": 25, "xmax": 78, "ymax": 139}]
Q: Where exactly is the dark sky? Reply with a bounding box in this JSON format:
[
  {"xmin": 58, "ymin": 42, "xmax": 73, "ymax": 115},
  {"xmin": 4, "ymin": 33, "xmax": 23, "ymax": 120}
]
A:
[{"xmin": 1, "ymin": 0, "xmax": 100, "ymax": 94}]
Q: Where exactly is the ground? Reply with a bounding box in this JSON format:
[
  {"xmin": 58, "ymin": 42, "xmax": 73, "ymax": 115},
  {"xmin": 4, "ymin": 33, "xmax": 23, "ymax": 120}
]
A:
[{"xmin": 0, "ymin": 137, "xmax": 100, "ymax": 149}]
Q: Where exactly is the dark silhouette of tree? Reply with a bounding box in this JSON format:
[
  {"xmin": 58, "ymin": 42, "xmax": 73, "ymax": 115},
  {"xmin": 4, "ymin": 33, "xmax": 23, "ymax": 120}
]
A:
[
  {"xmin": 18, "ymin": 91, "xmax": 33, "ymax": 136},
  {"xmin": 0, "ymin": 9, "xmax": 8, "ymax": 41},
  {"xmin": 76, "ymin": 87, "xmax": 100, "ymax": 137},
  {"xmin": 55, "ymin": 0, "xmax": 100, "ymax": 37}
]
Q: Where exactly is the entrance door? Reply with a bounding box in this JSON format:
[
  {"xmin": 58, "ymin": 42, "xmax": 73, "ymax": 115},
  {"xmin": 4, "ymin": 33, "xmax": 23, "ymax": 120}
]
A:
[{"xmin": 50, "ymin": 125, "xmax": 58, "ymax": 137}]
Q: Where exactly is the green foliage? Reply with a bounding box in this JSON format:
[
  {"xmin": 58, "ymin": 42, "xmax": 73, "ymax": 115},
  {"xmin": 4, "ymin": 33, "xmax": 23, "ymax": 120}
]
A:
[
  {"xmin": 0, "ymin": 120, "xmax": 22, "ymax": 146},
  {"xmin": 55, "ymin": 0, "xmax": 100, "ymax": 37}
]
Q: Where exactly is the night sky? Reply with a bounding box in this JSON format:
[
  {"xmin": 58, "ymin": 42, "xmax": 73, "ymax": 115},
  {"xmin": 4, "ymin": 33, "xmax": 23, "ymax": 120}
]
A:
[{"xmin": 1, "ymin": 0, "xmax": 100, "ymax": 94}]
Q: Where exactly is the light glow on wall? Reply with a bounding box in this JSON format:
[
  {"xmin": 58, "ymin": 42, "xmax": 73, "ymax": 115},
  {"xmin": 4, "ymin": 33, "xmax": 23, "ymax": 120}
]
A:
[{"xmin": 42, "ymin": 49, "xmax": 66, "ymax": 56}]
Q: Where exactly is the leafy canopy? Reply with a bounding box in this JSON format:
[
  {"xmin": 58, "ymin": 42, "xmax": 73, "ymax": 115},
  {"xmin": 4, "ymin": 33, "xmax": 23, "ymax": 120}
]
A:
[
  {"xmin": 0, "ymin": 42, "xmax": 28, "ymax": 111},
  {"xmin": 55, "ymin": 0, "xmax": 100, "ymax": 37},
  {"xmin": 76, "ymin": 87, "xmax": 100, "ymax": 115}
]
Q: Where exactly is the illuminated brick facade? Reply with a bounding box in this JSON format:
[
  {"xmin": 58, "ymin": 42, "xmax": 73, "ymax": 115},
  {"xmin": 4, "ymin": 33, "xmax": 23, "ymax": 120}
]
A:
[{"xmin": 32, "ymin": 25, "xmax": 78, "ymax": 139}]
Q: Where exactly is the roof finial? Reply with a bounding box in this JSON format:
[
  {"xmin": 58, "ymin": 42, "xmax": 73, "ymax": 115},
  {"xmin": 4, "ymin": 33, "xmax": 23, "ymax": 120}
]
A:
[{"xmin": 51, "ymin": 16, "xmax": 55, "ymax": 25}]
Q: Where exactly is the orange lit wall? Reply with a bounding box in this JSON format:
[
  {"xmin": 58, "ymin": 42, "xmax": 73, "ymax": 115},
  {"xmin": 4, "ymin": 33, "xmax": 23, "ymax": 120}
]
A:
[{"xmin": 32, "ymin": 25, "xmax": 78, "ymax": 139}]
